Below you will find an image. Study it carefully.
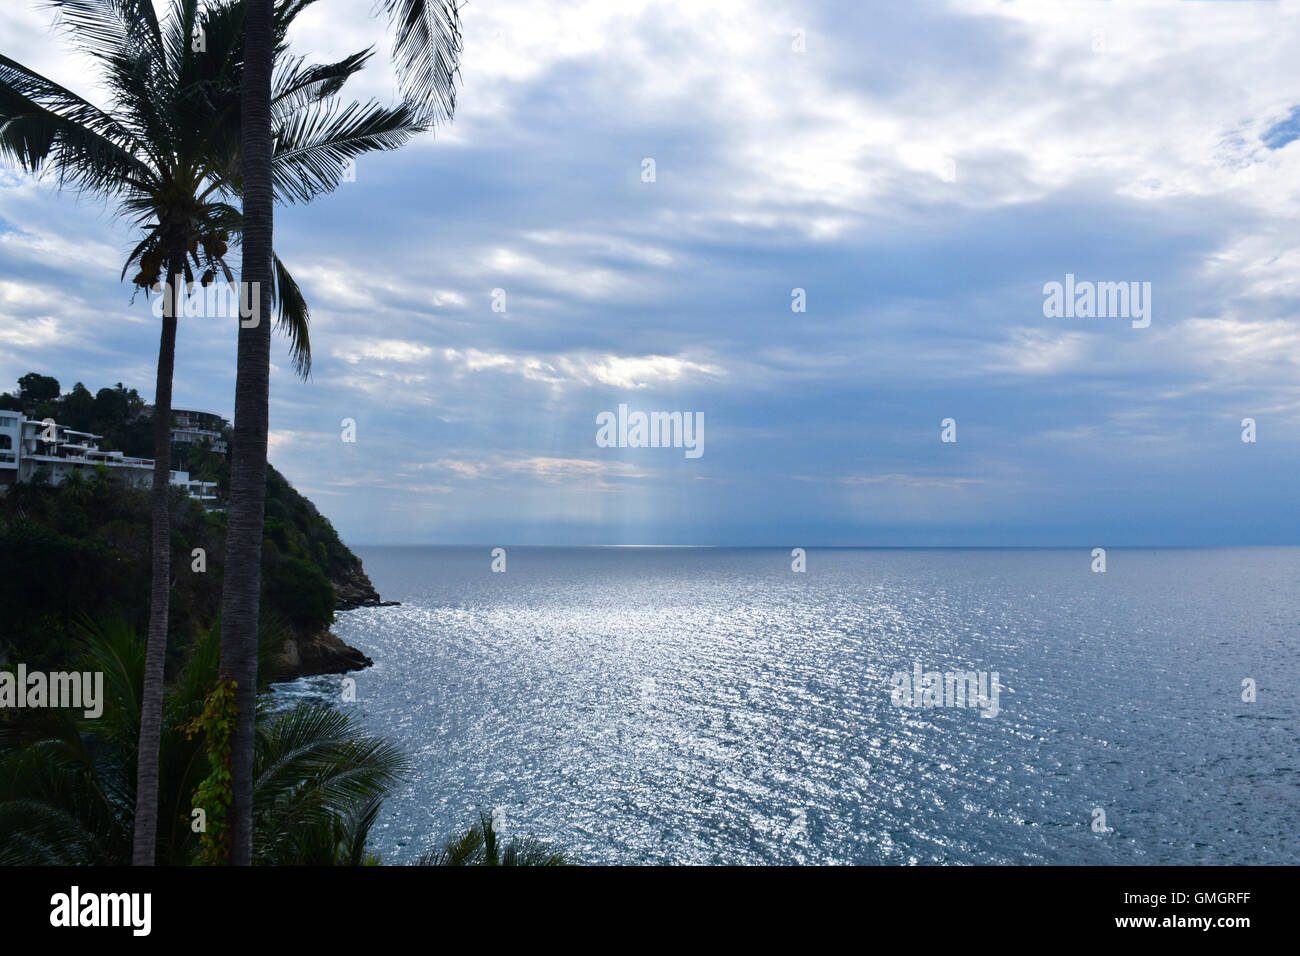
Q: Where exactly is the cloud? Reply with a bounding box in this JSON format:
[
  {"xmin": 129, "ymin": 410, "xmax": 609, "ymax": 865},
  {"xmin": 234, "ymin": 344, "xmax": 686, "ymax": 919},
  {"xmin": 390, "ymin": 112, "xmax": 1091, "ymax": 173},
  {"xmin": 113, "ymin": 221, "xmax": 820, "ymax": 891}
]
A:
[
  {"xmin": 835, "ymin": 473, "xmax": 993, "ymax": 490},
  {"xmin": 4, "ymin": 0, "xmax": 1300, "ymax": 544},
  {"xmin": 338, "ymin": 340, "xmax": 435, "ymax": 364},
  {"xmin": 984, "ymin": 329, "xmax": 1092, "ymax": 376},
  {"xmin": 418, "ymin": 454, "xmax": 651, "ymax": 489},
  {"xmin": 0, "ymin": 315, "xmax": 61, "ymax": 348}
]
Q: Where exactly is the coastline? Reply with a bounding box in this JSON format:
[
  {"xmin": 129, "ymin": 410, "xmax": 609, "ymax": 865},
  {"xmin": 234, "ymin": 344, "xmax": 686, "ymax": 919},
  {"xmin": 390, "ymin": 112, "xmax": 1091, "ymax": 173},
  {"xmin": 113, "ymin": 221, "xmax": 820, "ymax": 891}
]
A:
[{"xmin": 265, "ymin": 557, "xmax": 399, "ymax": 682}]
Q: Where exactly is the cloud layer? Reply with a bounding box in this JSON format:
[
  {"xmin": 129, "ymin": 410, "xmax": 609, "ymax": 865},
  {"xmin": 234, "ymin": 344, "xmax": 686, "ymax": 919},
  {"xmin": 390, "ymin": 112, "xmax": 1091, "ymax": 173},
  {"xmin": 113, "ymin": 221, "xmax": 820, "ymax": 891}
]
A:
[{"xmin": 3, "ymin": 0, "xmax": 1300, "ymax": 545}]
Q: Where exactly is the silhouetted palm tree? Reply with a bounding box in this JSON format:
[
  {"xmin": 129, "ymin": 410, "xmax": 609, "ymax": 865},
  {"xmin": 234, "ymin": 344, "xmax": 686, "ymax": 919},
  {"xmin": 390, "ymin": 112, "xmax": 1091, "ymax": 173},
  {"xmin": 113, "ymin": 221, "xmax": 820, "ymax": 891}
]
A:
[
  {"xmin": 0, "ymin": 0, "xmax": 425, "ymax": 863},
  {"xmin": 417, "ymin": 811, "xmax": 567, "ymax": 866},
  {"xmin": 222, "ymin": 0, "xmax": 275, "ymax": 870},
  {"xmin": 222, "ymin": 0, "xmax": 462, "ymax": 865}
]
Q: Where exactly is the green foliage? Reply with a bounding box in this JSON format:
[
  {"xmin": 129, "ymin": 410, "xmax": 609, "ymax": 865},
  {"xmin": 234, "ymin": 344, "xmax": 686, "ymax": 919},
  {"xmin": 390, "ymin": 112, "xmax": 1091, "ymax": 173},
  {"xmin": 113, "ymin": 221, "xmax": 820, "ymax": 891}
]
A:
[
  {"xmin": 0, "ymin": 512, "xmax": 129, "ymax": 671},
  {"xmin": 0, "ymin": 619, "xmax": 405, "ymax": 866},
  {"xmin": 417, "ymin": 811, "xmax": 567, "ymax": 866},
  {"xmin": 184, "ymin": 436, "xmax": 223, "ymax": 482},
  {"xmin": 251, "ymin": 707, "xmax": 406, "ymax": 865},
  {"xmin": 0, "ymin": 475, "xmax": 220, "ymax": 674},
  {"xmin": 0, "ymin": 376, "xmax": 151, "ymax": 458},
  {"xmin": 263, "ymin": 466, "xmax": 357, "ymax": 582},
  {"xmin": 0, "ymin": 617, "xmax": 168, "ymax": 864},
  {"xmin": 182, "ymin": 677, "xmax": 237, "ymax": 865},
  {"xmin": 263, "ymin": 555, "xmax": 335, "ymax": 627},
  {"xmin": 17, "ymin": 372, "xmax": 59, "ymax": 405},
  {"xmin": 0, "ymin": 375, "xmax": 363, "ymax": 675}
]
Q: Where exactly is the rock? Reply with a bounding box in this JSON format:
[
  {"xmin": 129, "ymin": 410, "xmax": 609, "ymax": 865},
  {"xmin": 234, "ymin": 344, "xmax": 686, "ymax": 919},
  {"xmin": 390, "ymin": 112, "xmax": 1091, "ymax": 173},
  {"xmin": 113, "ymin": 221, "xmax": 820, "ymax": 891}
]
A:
[
  {"xmin": 267, "ymin": 628, "xmax": 373, "ymax": 683},
  {"xmin": 303, "ymin": 629, "xmax": 372, "ymax": 675},
  {"xmin": 265, "ymin": 557, "xmax": 386, "ymax": 682},
  {"xmin": 333, "ymin": 557, "xmax": 398, "ymax": 610}
]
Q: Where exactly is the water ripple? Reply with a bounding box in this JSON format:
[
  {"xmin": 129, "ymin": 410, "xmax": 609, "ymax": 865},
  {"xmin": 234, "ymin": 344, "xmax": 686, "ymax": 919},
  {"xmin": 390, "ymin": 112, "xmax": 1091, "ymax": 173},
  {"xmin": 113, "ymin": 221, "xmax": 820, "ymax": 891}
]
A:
[{"xmin": 270, "ymin": 547, "xmax": 1300, "ymax": 865}]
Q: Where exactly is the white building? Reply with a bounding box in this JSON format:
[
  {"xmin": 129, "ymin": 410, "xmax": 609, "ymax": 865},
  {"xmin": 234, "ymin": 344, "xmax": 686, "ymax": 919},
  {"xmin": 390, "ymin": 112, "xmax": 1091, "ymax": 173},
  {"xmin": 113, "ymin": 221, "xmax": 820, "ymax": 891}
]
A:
[
  {"xmin": 169, "ymin": 407, "xmax": 229, "ymax": 473},
  {"xmin": 171, "ymin": 408, "xmax": 228, "ymax": 452},
  {"xmin": 0, "ymin": 413, "xmax": 217, "ymax": 502},
  {"xmin": 0, "ymin": 412, "xmax": 16, "ymax": 476}
]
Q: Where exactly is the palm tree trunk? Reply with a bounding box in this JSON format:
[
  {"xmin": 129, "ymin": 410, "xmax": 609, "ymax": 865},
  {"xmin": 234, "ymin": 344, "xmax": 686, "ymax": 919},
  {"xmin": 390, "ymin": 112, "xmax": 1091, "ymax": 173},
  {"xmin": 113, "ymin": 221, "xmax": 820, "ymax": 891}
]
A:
[
  {"xmin": 131, "ymin": 243, "xmax": 184, "ymax": 865},
  {"xmin": 220, "ymin": 0, "xmax": 275, "ymax": 867}
]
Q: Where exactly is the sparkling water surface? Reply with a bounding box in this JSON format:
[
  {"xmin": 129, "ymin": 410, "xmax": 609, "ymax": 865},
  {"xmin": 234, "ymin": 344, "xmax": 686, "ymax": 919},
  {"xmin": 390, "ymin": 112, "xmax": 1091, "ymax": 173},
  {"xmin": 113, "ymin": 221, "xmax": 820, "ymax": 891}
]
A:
[{"xmin": 269, "ymin": 547, "xmax": 1300, "ymax": 865}]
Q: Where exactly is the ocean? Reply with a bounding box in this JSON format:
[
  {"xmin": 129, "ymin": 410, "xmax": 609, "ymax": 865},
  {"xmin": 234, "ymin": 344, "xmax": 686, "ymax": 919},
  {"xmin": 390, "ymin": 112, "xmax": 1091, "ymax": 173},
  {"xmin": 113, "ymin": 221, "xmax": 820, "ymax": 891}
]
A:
[{"xmin": 269, "ymin": 546, "xmax": 1300, "ymax": 865}]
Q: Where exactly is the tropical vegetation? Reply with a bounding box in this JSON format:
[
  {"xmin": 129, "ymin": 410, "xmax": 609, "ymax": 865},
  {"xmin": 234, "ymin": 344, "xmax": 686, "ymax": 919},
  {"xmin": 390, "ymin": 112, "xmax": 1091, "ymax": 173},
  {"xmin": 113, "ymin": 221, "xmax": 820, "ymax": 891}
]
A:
[
  {"xmin": 0, "ymin": 617, "xmax": 404, "ymax": 865},
  {"xmin": 0, "ymin": 0, "xmax": 429, "ymax": 862},
  {"xmin": 0, "ymin": 616, "xmax": 567, "ymax": 865},
  {"xmin": 0, "ymin": 373, "xmax": 364, "ymax": 680},
  {"xmin": 0, "ymin": 0, "xmax": 502, "ymax": 866}
]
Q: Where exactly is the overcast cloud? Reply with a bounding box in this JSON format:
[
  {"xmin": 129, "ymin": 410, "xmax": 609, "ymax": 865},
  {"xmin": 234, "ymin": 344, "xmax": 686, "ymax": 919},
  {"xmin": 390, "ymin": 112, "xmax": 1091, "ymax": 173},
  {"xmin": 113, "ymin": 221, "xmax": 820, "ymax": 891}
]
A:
[{"xmin": 2, "ymin": 0, "xmax": 1299, "ymax": 545}]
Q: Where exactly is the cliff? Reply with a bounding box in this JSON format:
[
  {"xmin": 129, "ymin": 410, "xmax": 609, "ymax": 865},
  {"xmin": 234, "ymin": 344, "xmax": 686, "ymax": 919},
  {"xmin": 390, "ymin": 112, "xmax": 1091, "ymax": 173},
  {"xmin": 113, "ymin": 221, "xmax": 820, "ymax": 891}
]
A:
[
  {"xmin": 254, "ymin": 467, "xmax": 397, "ymax": 681},
  {"xmin": 265, "ymin": 558, "xmax": 398, "ymax": 682},
  {"xmin": 0, "ymin": 459, "xmax": 387, "ymax": 685},
  {"xmin": 0, "ymin": 371, "xmax": 388, "ymax": 686},
  {"xmin": 333, "ymin": 558, "xmax": 387, "ymax": 611}
]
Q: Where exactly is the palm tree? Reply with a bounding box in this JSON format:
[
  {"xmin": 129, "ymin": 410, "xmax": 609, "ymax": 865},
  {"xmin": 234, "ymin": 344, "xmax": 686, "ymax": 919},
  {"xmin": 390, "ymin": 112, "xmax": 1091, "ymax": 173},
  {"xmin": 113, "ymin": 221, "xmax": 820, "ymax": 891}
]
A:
[
  {"xmin": 0, "ymin": 617, "xmax": 407, "ymax": 866},
  {"xmin": 0, "ymin": 0, "xmax": 426, "ymax": 863},
  {"xmin": 184, "ymin": 435, "xmax": 222, "ymax": 482},
  {"xmin": 223, "ymin": 0, "xmax": 463, "ymax": 866},
  {"xmin": 222, "ymin": 0, "xmax": 275, "ymax": 871},
  {"xmin": 417, "ymin": 811, "xmax": 567, "ymax": 866},
  {"xmin": 0, "ymin": 618, "xmax": 570, "ymax": 866}
]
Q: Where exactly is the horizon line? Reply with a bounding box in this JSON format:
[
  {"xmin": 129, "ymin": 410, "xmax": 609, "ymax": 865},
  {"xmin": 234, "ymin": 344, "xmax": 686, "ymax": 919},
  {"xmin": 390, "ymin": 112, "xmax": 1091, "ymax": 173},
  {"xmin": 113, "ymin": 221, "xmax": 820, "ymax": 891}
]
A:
[{"xmin": 343, "ymin": 543, "xmax": 1299, "ymax": 550}]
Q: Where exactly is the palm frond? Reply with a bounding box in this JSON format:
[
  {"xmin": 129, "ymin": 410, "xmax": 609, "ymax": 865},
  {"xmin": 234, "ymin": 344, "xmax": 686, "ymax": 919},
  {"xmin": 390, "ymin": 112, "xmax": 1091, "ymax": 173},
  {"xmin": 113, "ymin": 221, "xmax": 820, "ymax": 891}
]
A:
[
  {"xmin": 0, "ymin": 740, "xmax": 126, "ymax": 865},
  {"xmin": 273, "ymin": 251, "xmax": 311, "ymax": 379},
  {"xmin": 251, "ymin": 704, "xmax": 406, "ymax": 864},
  {"xmin": 272, "ymin": 97, "xmax": 426, "ymax": 203},
  {"xmin": 338, "ymin": 794, "xmax": 384, "ymax": 865},
  {"xmin": 418, "ymin": 818, "xmax": 483, "ymax": 865},
  {"xmin": 75, "ymin": 613, "xmax": 146, "ymax": 745},
  {"xmin": 45, "ymin": 1, "xmax": 174, "ymax": 157},
  {"xmin": 0, "ymin": 54, "xmax": 151, "ymax": 189},
  {"xmin": 0, "ymin": 796, "xmax": 109, "ymax": 865},
  {"xmin": 416, "ymin": 811, "xmax": 569, "ymax": 866},
  {"xmin": 159, "ymin": 0, "xmax": 203, "ymax": 93},
  {"xmin": 172, "ymin": 0, "xmax": 246, "ymax": 166},
  {"xmin": 100, "ymin": 41, "xmax": 179, "ymax": 159},
  {"xmin": 379, "ymin": 0, "xmax": 462, "ymax": 124},
  {"xmin": 272, "ymin": 49, "xmax": 375, "ymax": 122},
  {"xmin": 44, "ymin": 0, "xmax": 165, "ymax": 67}
]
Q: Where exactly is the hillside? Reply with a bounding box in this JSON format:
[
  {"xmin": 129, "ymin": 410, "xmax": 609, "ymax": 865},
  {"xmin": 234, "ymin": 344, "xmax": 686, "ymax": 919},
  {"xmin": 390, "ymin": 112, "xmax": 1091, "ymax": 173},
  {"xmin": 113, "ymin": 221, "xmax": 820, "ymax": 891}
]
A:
[{"xmin": 0, "ymin": 374, "xmax": 381, "ymax": 683}]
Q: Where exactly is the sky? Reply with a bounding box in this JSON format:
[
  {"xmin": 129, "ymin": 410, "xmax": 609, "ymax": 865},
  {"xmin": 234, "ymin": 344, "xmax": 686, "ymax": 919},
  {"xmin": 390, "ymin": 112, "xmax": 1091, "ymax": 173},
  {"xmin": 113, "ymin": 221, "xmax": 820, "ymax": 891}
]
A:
[{"xmin": 2, "ymin": 0, "xmax": 1300, "ymax": 547}]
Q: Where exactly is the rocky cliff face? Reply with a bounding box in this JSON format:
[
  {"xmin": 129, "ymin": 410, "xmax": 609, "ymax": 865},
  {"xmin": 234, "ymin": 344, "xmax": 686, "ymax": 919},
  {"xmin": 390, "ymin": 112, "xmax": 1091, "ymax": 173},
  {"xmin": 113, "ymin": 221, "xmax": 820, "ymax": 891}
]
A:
[
  {"xmin": 267, "ymin": 626, "xmax": 373, "ymax": 681},
  {"xmin": 333, "ymin": 558, "xmax": 389, "ymax": 611},
  {"xmin": 265, "ymin": 557, "xmax": 397, "ymax": 682}
]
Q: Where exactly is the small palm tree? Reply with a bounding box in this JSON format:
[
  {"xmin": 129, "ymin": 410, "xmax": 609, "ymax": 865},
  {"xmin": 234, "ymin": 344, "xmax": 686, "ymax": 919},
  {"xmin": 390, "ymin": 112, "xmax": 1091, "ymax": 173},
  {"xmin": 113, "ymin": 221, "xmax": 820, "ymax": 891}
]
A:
[
  {"xmin": 418, "ymin": 810, "xmax": 567, "ymax": 866},
  {"xmin": 184, "ymin": 435, "xmax": 222, "ymax": 482},
  {"xmin": 58, "ymin": 465, "xmax": 87, "ymax": 500},
  {"xmin": 0, "ymin": 0, "xmax": 425, "ymax": 864}
]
